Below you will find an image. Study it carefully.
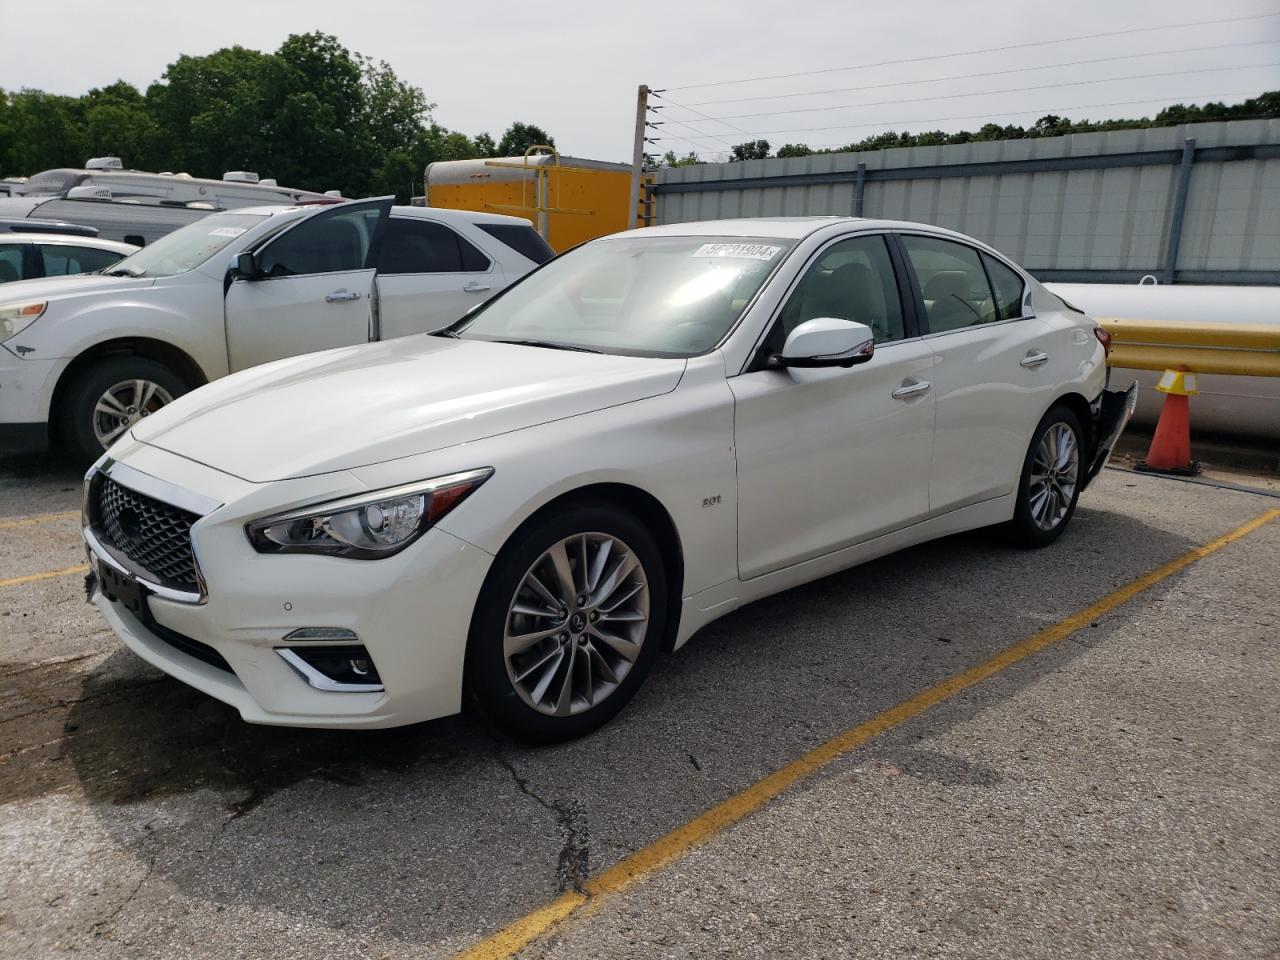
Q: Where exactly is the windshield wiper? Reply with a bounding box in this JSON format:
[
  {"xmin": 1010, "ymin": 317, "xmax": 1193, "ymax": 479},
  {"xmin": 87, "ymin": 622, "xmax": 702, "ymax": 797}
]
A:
[
  {"xmin": 490, "ymin": 338, "xmax": 604, "ymax": 354},
  {"xmin": 102, "ymin": 266, "xmax": 144, "ymax": 277},
  {"xmin": 432, "ymin": 329, "xmax": 461, "ymax": 339}
]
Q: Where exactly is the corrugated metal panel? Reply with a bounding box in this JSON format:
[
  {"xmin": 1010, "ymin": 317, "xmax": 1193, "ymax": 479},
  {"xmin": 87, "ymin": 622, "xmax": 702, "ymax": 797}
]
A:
[{"xmin": 652, "ymin": 120, "xmax": 1280, "ymax": 280}]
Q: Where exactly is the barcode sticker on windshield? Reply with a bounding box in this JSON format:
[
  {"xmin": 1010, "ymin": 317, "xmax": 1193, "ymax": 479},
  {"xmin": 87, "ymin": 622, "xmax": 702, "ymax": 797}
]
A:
[
  {"xmin": 209, "ymin": 227, "xmax": 247, "ymax": 238},
  {"xmin": 693, "ymin": 242, "xmax": 781, "ymax": 261}
]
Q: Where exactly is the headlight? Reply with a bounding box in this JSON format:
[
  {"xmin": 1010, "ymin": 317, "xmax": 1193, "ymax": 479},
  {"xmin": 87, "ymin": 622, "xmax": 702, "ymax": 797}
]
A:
[
  {"xmin": 246, "ymin": 468, "xmax": 492, "ymax": 559},
  {"xmin": 0, "ymin": 301, "xmax": 47, "ymax": 341}
]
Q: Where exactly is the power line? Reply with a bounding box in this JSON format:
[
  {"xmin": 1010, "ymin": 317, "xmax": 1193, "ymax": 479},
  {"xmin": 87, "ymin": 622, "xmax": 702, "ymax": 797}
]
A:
[
  {"xmin": 679, "ymin": 39, "xmax": 1280, "ymax": 107},
  {"xmin": 659, "ymin": 62, "xmax": 1280, "ymax": 125},
  {"xmin": 658, "ymin": 12, "xmax": 1280, "ymax": 92},
  {"xmin": 649, "ymin": 90, "xmax": 1271, "ymax": 142}
]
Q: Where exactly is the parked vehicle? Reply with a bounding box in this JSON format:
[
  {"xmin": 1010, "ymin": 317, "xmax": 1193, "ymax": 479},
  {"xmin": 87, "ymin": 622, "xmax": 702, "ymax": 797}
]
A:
[
  {"xmin": 0, "ymin": 157, "xmax": 337, "ymax": 246},
  {"xmin": 0, "ymin": 217, "xmax": 100, "ymax": 238},
  {"xmin": 0, "ymin": 198, "xmax": 551, "ymax": 461},
  {"xmin": 0, "ymin": 234, "xmax": 137, "ymax": 284},
  {"xmin": 80, "ymin": 216, "xmax": 1136, "ymax": 741}
]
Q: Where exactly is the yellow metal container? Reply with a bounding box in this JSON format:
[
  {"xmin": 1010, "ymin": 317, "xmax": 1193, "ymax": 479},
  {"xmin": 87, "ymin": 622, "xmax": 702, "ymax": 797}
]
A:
[{"xmin": 425, "ymin": 150, "xmax": 640, "ymax": 253}]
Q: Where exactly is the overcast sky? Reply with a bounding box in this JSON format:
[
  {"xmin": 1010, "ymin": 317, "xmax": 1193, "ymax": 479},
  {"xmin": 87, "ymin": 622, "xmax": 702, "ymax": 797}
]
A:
[{"xmin": 6, "ymin": 0, "xmax": 1279, "ymax": 165}]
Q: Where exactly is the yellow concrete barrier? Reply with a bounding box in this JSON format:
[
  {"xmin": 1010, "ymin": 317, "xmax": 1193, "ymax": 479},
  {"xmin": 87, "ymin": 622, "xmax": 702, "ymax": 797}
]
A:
[{"xmin": 1098, "ymin": 317, "xmax": 1280, "ymax": 377}]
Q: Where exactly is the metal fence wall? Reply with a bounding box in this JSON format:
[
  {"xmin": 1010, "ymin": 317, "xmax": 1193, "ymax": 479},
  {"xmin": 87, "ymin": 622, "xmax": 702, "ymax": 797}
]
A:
[{"xmin": 650, "ymin": 119, "xmax": 1280, "ymax": 285}]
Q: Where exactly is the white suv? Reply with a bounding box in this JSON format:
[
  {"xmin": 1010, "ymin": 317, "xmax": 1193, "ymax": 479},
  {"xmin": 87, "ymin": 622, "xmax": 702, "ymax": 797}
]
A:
[{"xmin": 0, "ymin": 198, "xmax": 553, "ymax": 462}]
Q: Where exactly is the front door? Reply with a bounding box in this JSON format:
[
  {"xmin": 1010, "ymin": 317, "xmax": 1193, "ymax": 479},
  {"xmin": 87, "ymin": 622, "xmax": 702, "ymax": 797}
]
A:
[
  {"xmin": 896, "ymin": 233, "xmax": 1059, "ymax": 512},
  {"xmin": 224, "ymin": 198, "xmax": 391, "ymax": 370},
  {"xmin": 731, "ymin": 233, "xmax": 936, "ymax": 580}
]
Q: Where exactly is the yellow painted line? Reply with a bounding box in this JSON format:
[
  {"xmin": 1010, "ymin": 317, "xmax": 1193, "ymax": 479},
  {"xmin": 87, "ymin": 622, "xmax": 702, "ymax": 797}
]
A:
[
  {"xmin": 0, "ymin": 510, "xmax": 80, "ymax": 531},
  {"xmin": 457, "ymin": 507, "xmax": 1280, "ymax": 960},
  {"xmin": 0, "ymin": 564, "xmax": 90, "ymax": 590}
]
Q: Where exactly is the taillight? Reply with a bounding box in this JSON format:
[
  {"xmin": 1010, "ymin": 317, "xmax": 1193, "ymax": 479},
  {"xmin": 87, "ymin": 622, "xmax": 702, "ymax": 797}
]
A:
[{"xmin": 1093, "ymin": 326, "xmax": 1112, "ymax": 358}]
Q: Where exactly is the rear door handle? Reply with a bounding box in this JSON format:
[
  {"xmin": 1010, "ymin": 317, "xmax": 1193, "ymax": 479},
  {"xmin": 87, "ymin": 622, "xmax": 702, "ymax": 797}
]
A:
[
  {"xmin": 1020, "ymin": 351, "xmax": 1049, "ymax": 368},
  {"xmin": 325, "ymin": 289, "xmax": 361, "ymax": 303},
  {"xmin": 463, "ymin": 281, "xmax": 491, "ymax": 294},
  {"xmin": 891, "ymin": 380, "xmax": 931, "ymax": 400}
]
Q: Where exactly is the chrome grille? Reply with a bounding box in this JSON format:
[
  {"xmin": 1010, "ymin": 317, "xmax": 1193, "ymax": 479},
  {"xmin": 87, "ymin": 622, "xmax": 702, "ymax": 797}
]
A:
[{"xmin": 93, "ymin": 476, "xmax": 200, "ymax": 590}]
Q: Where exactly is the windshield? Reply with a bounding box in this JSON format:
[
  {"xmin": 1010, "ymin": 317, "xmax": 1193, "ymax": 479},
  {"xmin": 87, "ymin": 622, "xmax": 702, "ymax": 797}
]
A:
[
  {"xmin": 104, "ymin": 213, "xmax": 269, "ymax": 278},
  {"xmin": 453, "ymin": 234, "xmax": 795, "ymax": 357}
]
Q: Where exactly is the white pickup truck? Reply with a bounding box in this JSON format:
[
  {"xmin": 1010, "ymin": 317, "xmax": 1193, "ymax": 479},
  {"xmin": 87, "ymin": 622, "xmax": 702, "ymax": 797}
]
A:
[{"xmin": 0, "ymin": 198, "xmax": 553, "ymax": 462}]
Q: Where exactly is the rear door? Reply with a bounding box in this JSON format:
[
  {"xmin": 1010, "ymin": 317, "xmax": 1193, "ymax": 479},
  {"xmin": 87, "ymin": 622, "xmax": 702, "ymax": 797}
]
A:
[
  {"xmin": 224, "ymin": 199, "xmax": 391, "ymax": 370},
  {"xmin": 376, "ymin": 217, "xmax": 503, "ymax": 339},
  {"xmin": 896, "ymin": 232, "xmax": 1058, "ymax": 513}
]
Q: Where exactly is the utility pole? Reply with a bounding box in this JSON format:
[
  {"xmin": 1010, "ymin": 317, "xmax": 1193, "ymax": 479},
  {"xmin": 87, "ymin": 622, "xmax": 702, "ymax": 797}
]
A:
[{"xmin": 628, "ymin": 84, "xmax": 651, "ymax": 229}]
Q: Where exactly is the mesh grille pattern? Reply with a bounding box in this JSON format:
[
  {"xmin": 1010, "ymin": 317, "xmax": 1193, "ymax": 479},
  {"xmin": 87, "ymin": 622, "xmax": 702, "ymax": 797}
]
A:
[{"xmin": 94, "ymin": 477, "xmax": 200, "ymax": 590}]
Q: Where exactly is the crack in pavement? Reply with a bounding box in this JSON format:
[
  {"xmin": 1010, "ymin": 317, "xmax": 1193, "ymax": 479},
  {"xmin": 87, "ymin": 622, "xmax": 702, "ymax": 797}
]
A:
[{"xmin": 494, "ymin": 754, "xmax": 591, "ymax": 894}]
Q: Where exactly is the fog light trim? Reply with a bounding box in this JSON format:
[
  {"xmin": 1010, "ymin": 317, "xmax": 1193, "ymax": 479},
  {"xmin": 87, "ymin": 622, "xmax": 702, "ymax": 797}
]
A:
[{"xmin": 276, "ymin": 648, "xmax": 385, "ymax": 693}]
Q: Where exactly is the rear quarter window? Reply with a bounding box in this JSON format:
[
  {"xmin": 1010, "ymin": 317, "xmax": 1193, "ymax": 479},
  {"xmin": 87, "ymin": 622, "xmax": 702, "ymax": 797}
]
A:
[{"xmin": 477, "ymin": 223, "xmax": 555, "ymax": 265}]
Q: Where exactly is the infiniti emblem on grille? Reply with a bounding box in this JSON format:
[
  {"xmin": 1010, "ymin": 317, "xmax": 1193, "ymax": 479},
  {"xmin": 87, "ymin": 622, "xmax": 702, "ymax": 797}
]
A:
[{"xmin": 115, "ymin": 507, "xmax": 143, "ymax": 543}]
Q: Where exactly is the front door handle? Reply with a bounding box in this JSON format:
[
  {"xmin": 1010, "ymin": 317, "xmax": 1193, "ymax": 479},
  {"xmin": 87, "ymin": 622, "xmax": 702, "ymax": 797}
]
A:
[
  {"xmin": 891, "ymin": 379, "xmax": 931, "ymax": 400},
  {"xmin": 463, "ymin": 281, "xmax": 491, "ymax": 294},
  {"xmin": 325, "ymin": 289, "xmax": 361, "ymax": 303},
  {"xmin": 1020, "ymin": 351, "xmax": 1049, "ymax": 368}
]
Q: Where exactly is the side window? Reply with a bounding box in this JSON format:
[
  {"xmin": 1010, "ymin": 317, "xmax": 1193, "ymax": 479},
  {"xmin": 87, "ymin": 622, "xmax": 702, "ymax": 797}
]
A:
[
  {"xmin": 379, "ymin": 219, "xmax": 491, "ymax": 274},
  {"xmin": 41, "ymin": 245, "xmax": 123, "ymax": 276},
  {"xmin": 900, "ymin": 235, "xmax": 996, "ymax": 333},
  {"xmin": 258, "ymin": 205, "xmax": 382, "ymax": 278},
  {"xmin": 0, "ymin": 244, "xmax": 23, "ymax": 282},
  {"xmin": 769, "ymin": 235, "xmax": 904, "ymax": 354},
  {"xmin": 982, "ymin": 253, "xmax": 1026, "ymax": 321}
]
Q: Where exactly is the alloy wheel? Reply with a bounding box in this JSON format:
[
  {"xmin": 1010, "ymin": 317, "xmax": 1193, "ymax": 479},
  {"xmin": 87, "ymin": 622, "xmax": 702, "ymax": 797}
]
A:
[
  {"xmin": 503, "ymin": 532, "xmax": 650, "ymax": 717},
  {"xmin": 1028, "ymin": 422, "xmax": 1079, "ymax": 531},
  {"xmin": 92, "ymin": 379, "xmax": 174, "ymax": 450}
]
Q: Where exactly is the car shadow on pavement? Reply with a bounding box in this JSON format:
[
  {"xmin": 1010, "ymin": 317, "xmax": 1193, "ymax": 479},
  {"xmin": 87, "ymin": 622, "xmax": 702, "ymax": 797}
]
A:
[{"xmin": 46, "ymin": 504, "xmax": 1198, "ymax": 949}]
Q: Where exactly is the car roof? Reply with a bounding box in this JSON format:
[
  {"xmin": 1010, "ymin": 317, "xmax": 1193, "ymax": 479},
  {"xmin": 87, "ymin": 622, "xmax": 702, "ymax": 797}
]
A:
[
  {"xmin": 629, "ymin": 217, "xmax": 982, "ymax": 242},
  {"xmin": 390, "ymin": 205, "xmax": 533, "ymax": 227},
  {"xmin": 0, "ymin": 233, "xmax": 137, "ymax": 252}
]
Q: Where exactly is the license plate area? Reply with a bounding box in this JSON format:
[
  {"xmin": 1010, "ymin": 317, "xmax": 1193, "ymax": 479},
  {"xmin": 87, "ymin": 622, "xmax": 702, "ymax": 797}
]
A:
[{"xmin": 96, "ymin": 557, "xmax": 151, "ymax": 620}]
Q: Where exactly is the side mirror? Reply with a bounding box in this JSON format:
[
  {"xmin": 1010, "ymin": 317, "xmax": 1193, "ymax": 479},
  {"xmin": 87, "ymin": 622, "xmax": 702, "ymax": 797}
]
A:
[
  {"xmin": 234, "ymin": 251, "xmax": 258, "ymax": 280},
  {"xmin": 772, "ymin": 318, "xmax": 875, "ymax": 369}
]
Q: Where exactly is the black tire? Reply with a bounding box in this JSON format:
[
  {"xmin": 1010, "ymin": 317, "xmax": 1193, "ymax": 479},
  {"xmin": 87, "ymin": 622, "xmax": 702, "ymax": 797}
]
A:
[
  {"xmin": 59, "ymin": 356, "xmax": 189, "ymax": 466},
  {"xmin": 1007, "ymin": 404, "xmax": 1085, "ymax": 548},
  {"xmin": 466, "ymin": 502, "xmax": 667, "ymax": 744}
]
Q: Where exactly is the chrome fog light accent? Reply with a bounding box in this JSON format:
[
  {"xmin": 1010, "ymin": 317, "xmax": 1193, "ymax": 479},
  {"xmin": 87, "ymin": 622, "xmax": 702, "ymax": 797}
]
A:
[{"xmin": 276, "ymin": 646, "xmax": 385, "ymax": 692}]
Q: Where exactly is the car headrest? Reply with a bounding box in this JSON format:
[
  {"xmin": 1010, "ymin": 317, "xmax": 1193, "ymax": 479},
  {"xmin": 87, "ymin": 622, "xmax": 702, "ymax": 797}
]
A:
[{"xmin": 923, "ymin": 270, "xmax": 971, "ymax": 302}]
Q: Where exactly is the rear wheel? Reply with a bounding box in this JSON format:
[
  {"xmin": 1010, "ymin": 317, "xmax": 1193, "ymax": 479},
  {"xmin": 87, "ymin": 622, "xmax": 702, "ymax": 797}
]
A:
[
  {"xmin": 1007, "ymin": 405, "xmax": 1084, "ymax": 548},
  {"xmin": 466, "ymin": 503, "xmax": 666, "ymax": 743},
  {"xmin": 60, "ymin": 357, "xmax": 187, "ymax": 465}
]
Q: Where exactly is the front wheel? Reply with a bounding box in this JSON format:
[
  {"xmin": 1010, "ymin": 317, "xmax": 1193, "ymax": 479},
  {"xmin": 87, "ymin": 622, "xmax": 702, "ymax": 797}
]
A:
[
  {"xmin": 60, "ymin": 357, "xmax": 188, "ymax": 465},
  {"xmin": 1007, "ymin": 405, "xmax": 1084, "ymax": 548},
  {"xmin": 466, "ymin": 504, "xmax": 667, "ymax": 743}
]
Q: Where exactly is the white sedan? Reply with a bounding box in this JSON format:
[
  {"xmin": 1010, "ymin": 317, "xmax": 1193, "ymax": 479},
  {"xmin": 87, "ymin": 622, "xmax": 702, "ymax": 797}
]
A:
[{"xmin": 82, "ymin": 217, "xmax": 1136, "ymax": 742}]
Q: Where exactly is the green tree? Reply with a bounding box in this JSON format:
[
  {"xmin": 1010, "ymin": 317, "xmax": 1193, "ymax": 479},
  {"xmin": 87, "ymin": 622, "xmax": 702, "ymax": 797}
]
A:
[
  {"xmin": 775, "ymin": 143, "xmax": 813, "ymax": 158},
  {"xmin": 730, "ymin": 139, "xmax": 771, "ymax": 161},
  {"xmin": 496, "ymin": 122, "xmax": 555, "ymax": 157},
  {"xmin": 472, "ymin": 132, "xmax": 497, "ymax": 157}
]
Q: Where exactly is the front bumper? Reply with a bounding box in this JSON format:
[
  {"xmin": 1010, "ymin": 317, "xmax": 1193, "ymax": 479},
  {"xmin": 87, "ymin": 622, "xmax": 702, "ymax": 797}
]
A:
[
  {"xmin": 85, "ymin": 444, "xmax": 495, "ymax": 729},
  {"xmin": 0, "ymin": 352, "xmax": 65, "ymax": 452}
]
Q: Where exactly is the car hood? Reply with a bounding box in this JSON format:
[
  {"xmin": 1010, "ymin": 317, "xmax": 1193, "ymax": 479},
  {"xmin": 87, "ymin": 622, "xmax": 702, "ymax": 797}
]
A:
[
  {"xmin": 132, "ymin": 336, "xmax": 687, "ymax": 482},
  {"xmin": 0, "ymin": 273, "xmax": 155, "ymax": 303}
]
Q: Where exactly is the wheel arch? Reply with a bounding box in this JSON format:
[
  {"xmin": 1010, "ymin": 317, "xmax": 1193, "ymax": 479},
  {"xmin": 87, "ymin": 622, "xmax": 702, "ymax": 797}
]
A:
[
  {"xmin": 484, "ymin": 481, "xmax": 686, "ymax": 653},
  {"xmin": 1047, "ymin": 390, "xmax": 1094, "ymax": 454},
  {"xmin": 49, "ymin": 337, "xmax": 208, "ymax": 441}
]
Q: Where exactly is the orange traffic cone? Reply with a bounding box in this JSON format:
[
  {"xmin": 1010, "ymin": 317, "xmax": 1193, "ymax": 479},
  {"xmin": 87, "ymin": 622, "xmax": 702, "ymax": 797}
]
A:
[{"xmin": 1136, "ymin": 368, "xmax": 1200, "ymax": 475}]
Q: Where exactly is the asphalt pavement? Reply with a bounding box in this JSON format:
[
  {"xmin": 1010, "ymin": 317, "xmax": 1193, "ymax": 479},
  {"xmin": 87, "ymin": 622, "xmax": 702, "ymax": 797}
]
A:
[{"xmin": 1, "ymin": 453, "xmax": 1276, "ymax": 959}]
